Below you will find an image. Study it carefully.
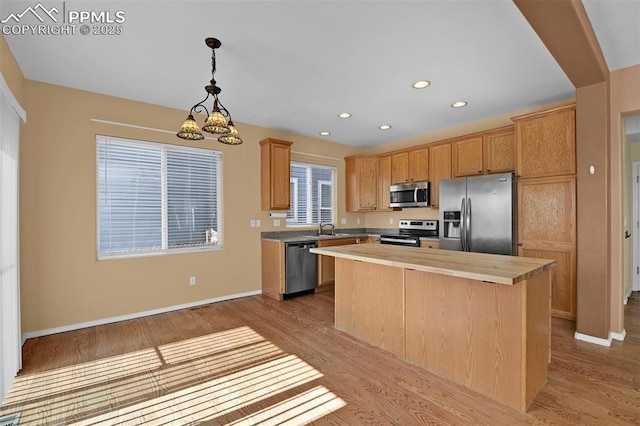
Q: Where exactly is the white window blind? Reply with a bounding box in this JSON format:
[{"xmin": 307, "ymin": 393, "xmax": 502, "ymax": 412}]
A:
[
  {"xmin": 97, "ymin": 136, "xmax": 221, "ymax": 258},
  {"xmin": 287, "ymin": 162, "xmax": 335, "ymax": 226}
]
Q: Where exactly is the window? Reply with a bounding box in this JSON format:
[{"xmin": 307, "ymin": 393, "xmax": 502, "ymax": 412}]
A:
[
  {"xmin": 287, "ymin": 162, "xmax": 335, "ymax": 226},
  {"xmin": 97, "ymin": 135, "xmax": 221, "ymax": 258}
]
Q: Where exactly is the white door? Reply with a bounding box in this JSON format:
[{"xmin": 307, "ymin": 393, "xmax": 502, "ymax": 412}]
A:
[{"xmin": 0, "ymin": 75, "xmax": 24, "ymax": 402}]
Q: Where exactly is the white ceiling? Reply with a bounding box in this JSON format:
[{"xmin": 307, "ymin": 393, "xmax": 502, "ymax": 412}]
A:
[{"xmin": 2, "ymin": 0, "xmax": 639, "ymax": 147}]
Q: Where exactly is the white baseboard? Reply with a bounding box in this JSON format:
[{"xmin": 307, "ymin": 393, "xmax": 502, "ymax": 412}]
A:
[
  {"xmin": 611, "ymin": 329, "xmax": 627, "ymax": 341},
  {"xmin": 21, "ymin": 290, "xmax": 262, "ymax": 345},
  {"xmin": 624, "ymin": 287, "xmax": 633, "ymax": 305},
  {"xmin": 574, "ymin": 331, "xmax": 612, "ymax": 347}
]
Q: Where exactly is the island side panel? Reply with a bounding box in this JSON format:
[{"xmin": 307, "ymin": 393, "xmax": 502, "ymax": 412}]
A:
[
  {"xmin": 525, "ymin": 268, "xmax": 552, "ymax": 408},
  {"xmin": 335, "ymin": 258, "xmax": 405, "ymax": 357},
  {"xmin": 405, "ymin": 270, "xmax": 527, "ymax": 412}
]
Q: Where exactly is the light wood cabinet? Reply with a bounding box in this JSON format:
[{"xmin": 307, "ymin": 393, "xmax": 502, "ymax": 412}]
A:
[
  {"xmin": 377, "ymin": 155, "xmax": 392, "ymax": 211},
  {"xmin": 261, "ymin": 240, "xmax": 286, "ymax": 300},
  {"xmin": 409, "ymin": 147, "xmax": 429, "ymax": 182},
  {"xmin": 513, "ymin": 105, "xmax": 576, "ymax": 178},
  {"xmin": 452, "ymin": 127, "xmax": 514, "ymax": 177},
  {"xmin": 260, "ymin": 138, "xmax": 292, "ymax": 210},
  {"xmin": 318, "ymin": 237, "xmax": 360, "ymax": 288},
  {"xmin": 420, "ymin": 240, "xmax": 440, "ymax": 249},
  {"xmin": 483, "ymin": 127, "xmax": 515, "ymax": 174},
  {"xmin": 391, "ymin": 148, "xmax": 429, "ymax": 184},
  {"xmin": 391, "ymin": 152, "xmax": 409, "ymax": 184},
  {"xmin": 452, "ymin": 136, "xmax": 484, "ymax": 177},
  {"xmin": 428, "ymin": 142, "xmax": 452, "ymax": 207},
  {"xmin": 518, "ymin": 175, "xmax": 576, "ymax": 319},
  {"xmin": 345, "ymin": 155, "xmax": 378, "ymax": 212}
]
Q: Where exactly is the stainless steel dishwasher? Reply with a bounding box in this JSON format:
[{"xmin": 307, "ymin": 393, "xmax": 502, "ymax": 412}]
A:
[{"xmin": 285, "ymin": 240, "xmax": 318, "ymax": 295}]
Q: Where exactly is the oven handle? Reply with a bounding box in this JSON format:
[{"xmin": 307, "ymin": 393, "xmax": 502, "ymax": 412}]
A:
[{"xmin": 381, "ymin": 237, "xmax": 419, "ymax": 245}]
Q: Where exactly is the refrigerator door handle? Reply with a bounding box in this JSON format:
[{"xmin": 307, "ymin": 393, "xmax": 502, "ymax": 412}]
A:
[
  {"xmin": 467, "ymin": 197, "xmax": 472, "ymax": 252},
  {"xmin": 460, "ymin": 198, "xmax": 467, "ymax": 251}
]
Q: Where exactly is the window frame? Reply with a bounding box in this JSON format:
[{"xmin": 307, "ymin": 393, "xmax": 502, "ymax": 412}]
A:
[
  {"xmin": 96, "ymin": 135, "xmax": 223, "ymax": 260},
  {"xmin": 286, "ymin": 161, "xmax": 336, "ymax": 228}
]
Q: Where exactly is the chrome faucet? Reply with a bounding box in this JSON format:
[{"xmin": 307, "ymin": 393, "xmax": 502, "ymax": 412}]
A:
[{"xmin": 319, "ymin": 221, "xmax": 335, "ymax": 236}]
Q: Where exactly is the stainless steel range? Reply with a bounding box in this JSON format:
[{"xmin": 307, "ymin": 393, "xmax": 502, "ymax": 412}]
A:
[{"xmin": 380, "ymin": 219, "xmax": 439, "ymax": 247}]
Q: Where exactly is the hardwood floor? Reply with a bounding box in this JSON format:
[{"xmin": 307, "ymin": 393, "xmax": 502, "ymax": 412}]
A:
[{"xmin": 1, "ymin": 290, "xmax": 639, "ymax": 425}]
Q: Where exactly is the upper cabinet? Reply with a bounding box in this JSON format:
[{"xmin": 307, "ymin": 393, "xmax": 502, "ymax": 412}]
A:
[
  {"xmin": 377, "ymin": 154, "xmax": 392, "ymax": 211},
  {"xmin": 483, "ymin": 127, "xmax": 516, "ymax": 174},
  {"xmin": 345, "ymin": 155, "xmax": 378, "ymax": 212},
  {"xmin": 391, "ymin": 147, "xmax": 429, "ymax": 184},
  {"xmin": 260, "ymin": 138, "xmax": 292, "ymax": 210},
  {"xmin": 428, "ymin": 142, "xmax": 452, "ymax": 208},
  {"xmin": 513, "ymin": 105, "xmax": 576, "ymax": 179},
  {"xmin": 452, "ymin": 136, "xmax": 484, "ymax": 177},
  {"xmin": 452, "ymin": 126, "xmax": 515, "ymax": 177}
]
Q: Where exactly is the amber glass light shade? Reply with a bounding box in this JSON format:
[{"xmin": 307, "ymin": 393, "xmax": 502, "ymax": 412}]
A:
[
  {"xmin": 217, "ymin": 121, "xmax": 243, "ymax": 145},
  {"xmin": 176, "ymin": 114, "xmax": 205, "ymax": 140},
  {"xmin": 202, "ymin": 107, "xmax": 230, "ymax": 134}
]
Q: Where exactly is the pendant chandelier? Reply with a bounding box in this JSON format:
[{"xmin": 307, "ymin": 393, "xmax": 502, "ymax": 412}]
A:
[{"xmin": 176, "ymin": 37, "xmax": 243, "ymax": 145}]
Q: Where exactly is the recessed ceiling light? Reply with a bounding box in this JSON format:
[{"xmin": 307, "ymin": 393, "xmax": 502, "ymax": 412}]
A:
[
  {"xmin": 379, "ymin": 125, "xmax": 391, "ymax": 130},
  {"xmin": 451, "ymin": 101, "xmax": 468, "ymax": 108},
  {"xmin": 338, "ymin": 112, "xmax": 352, "ymax": 119},
  {"xmin": 319, "ymin": 131, "xmax": 331, "ymax": 136},
  {"xmin": 412, "ymin": 80, "xmax": 431, "ymax": 89}
]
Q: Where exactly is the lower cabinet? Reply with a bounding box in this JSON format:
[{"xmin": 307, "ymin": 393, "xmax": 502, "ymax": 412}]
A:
[
  {"xmin": 517, "ymin": 175, "xmax": 576, "ymax": 319},
  {"xmin": 318, "ymin": 237, "xmax": 360, "ymax": 288},
  {"xmin": 420, "ymin": 240, "xmax": 439, "ymax": 249},
  {"xmin": 261, "ymin": 240, "xmax": 286, "ymax": 300}
]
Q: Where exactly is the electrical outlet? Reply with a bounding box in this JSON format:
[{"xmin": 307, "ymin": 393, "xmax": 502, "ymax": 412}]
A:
[
  {"xmin": 274, "ymin": 219, "xmax": 281, "ymax": 227},
  {"xmin": 256, "ymin": 219, "xmax": 261, "ymax": 228},
  {"xmin": 389, "ymin": 218, "xmax": 394, "ymax": 225},
  {"xmin": 189, "ymin": 276, "xmax": 196, "ymax": 286},
  {"xmin": 356, "ymin": 217, "xmax": 361, "ymax": 225},
  {"xmin": 341, "ymin": 218, "xmax": 347, "ymax": 225},
  {"xmin": 250, "ymin": 219, "xmax": 256, "ymax": 228}
]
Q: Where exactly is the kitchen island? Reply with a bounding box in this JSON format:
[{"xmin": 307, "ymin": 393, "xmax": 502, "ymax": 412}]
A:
[{"xmin": 309, "ymin": 244, "xmax": 556, "ymax": 412}]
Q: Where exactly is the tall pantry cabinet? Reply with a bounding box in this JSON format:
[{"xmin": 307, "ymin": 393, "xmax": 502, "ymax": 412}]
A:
[{"xmin": 513, "ymin": 104, "xmax": 577, "ymax": 319}]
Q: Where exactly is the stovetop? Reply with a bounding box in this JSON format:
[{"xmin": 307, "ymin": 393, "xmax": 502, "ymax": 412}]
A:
[{"xmin": 381, "ymin": 219, "xmax": 439, "ymax": 239}]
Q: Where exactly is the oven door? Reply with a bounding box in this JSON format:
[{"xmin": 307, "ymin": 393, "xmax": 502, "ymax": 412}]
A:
[{"xmin": 380, "ymin": 235, "xmax": 420, "ymax": 247}]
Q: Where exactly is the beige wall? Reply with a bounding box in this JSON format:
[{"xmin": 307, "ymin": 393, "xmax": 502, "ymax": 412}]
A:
[
  {"xmin": 610, "ymin": 64, "xmax": 640, "ymax": 334},
  {"xmin": 576, "ymin": 82, "xmax": 610, "ymax": 339},
  {"xmin": 0, "ymin": 34, "xmax": 24, "ymax": 106},
  {"xmin": 19, "ymin": 79, "xmax": 363, "ymax": 333}
]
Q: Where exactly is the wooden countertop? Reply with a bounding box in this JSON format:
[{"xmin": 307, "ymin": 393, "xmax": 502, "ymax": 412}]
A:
[{"xmin": 310, "ymin": 244, "xmax": 555, "ymax": 285}]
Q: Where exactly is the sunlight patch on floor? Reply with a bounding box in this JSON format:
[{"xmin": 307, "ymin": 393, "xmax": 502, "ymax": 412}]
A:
[{"xmin": 0, "ymin": 326, "xmax": 346, "ymax": 425}]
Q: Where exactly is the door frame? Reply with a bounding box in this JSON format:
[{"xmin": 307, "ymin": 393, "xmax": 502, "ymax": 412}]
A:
[{"xmin": 633, "ymin": 162, "xmax": 640, "ymax": 292}]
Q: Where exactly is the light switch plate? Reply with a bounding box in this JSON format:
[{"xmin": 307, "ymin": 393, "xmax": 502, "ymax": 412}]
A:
[
  {"xmin": 356, "ymin": 218, "xmax": 361, "ymax": 225},
  {"xmin": 250, "ymin": 219, "xmax": 256, "ymax": 228},
  {"xmin": 274, "ymin": 219, "xmax": 281, "ymax": 227},
  {"xmin": 256, "ymin": 219, "xmax": 261, "ymax": 228},
  {"xmin": 389, "ymin": 218, "xmax": 394, "ymax": 225},
  {"xmin": 341, "ymin": 218, "xmax": 346, "ymax": 224}
]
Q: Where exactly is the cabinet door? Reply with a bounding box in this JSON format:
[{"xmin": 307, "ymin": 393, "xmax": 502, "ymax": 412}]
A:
[
  {"xmin": 391, "ymin": 152, "xmax": 409, "ymax": 184},
  {"xmin": 345, "ymin": 156, "xmax": 378, "ymax": 212},
  {"xmin": 483, "ymin": 128, "xmax": 515, "ymax": 174},
  {"xmin": 518, "ymin": 175, "xmax": 576, "ymax": 319},
  {"xmin": 409, "ymin": 148, "xmax": 429, "ymax": 182},
  {"xmin": 452, "ymin": 137, "xmax": 484, "ymax": 177},
  {"xmin": 318, "ymin": 237, "xmax": 358, "ymax": 287},
  {"xmin": 377, "ymin": 155, "xmax": 392, "ymax": 211},
  {"xmin": 429, "ymin": 142, "xmax": 452, "ymax": 207},
  {"xmin": 515, "ymin": 105, "xmax": 576, "ymax": 178},
  {"xmin": 260, "ymin": 138, "xmax": 292, "ymax": 210}
]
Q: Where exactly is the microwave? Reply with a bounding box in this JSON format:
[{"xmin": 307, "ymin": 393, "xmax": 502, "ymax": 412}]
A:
[{"xmin": 389, "ymin": 181, "xmax": 431, "ymax": 208}]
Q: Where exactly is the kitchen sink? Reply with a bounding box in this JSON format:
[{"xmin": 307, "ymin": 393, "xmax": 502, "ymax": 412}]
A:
[{"xmin": 302, "ymin": 233, "xmax": 356, "ymax": 239}]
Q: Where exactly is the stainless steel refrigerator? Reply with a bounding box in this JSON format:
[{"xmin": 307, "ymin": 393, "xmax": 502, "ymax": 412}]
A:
[{"xmin": 439, "ymin": 172, "xmax": 516, "ymax": 255}]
